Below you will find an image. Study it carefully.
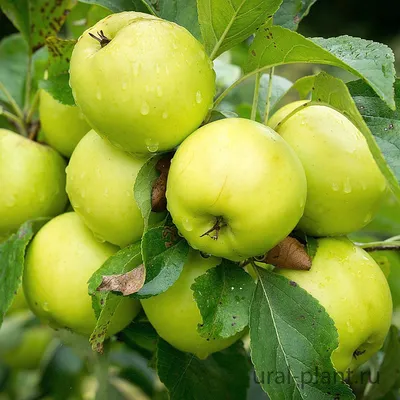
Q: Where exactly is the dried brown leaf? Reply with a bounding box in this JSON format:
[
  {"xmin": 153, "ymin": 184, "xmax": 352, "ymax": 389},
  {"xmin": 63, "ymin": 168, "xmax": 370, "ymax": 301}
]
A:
[{"xmin": 151, "ymin": 154, "xmax": 173, "ymax": 213}]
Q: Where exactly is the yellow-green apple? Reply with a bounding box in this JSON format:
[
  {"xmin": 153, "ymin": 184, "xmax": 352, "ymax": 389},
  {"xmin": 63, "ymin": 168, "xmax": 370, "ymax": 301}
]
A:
[
  {"xmin": 270, "ymin": 104, "xmax": 386, "ymax": 236},
  {"xmin": 268, "ymin": 100, "xmax": 308, "ymax": 130},
  {"xmin": 66, "ymin": 130, "xmax": 147, "ymax": 247},
  {"xmin": 141, "ymin": 250, "xmax": 243, "ymax": 359},
  {"xmin": 69, "ymin": 12, "xmax": 215, "ymax": 154},
  {"xmin": 23, "ymin": 212, "xmax": 141, "ymax": 336},
  {"xmin": 39, "ymin": 90, "xmax": 90, "ymax": 157},
  {"xmin": 166, "ymin": 118, "xmax": 307, "ymax": 261},
  {"xmin": 0, "ymin": 129, "xmax": 67, "ymax": 237},
  {"xmin": 279, "ymin": 237, "xmax": 392, "ymax": 373}
]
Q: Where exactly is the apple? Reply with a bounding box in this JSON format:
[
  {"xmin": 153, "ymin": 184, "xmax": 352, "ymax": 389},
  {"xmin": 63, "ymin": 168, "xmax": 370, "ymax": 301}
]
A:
[
  {"xmin": 0, "ymin": 129, "xmax": 68, "ymax": 237},
  {"xmin": 66, "ymin": 130, "xmax": 147, "ymax": 247},
  {"xmin": 69, "ymin": 12, "xmax": 216, "ymax": 154},
  {"xmin": 270, "ymin": 104, "xmax": 386, "ymax": 236},
  {"xmin": 141, "ymin": 250, "xmax": 243, "ymax": 359},
  {"xmin": 166, "ymin": 118, "xmax": 307, "ymax": 261},
  {"xmin": 23, "ymin": 212, "xmax": 141, "ymax": 336},
  {"xmin": 268, "ymin": 100, "xmax": 308, "ymax": 130},
  {"xmin": 278, "ymin": 237, "xmax": 392, "ymax": 373},
  {"xmin": 1, "ymin": 315, "xmax": 53, "ymax": 370},
  {"xmin": 39, "ymin": 90, "xmax": 91, "ymax": 157}
]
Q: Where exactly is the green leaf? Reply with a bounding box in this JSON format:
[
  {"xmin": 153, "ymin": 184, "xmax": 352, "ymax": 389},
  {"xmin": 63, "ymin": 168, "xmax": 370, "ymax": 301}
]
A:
[
  {"xmin": 245, "ymin": 26, "xmax": 396, "ymax": 109},
  {"xmin": 0, "ymin": 218, "xmax": 48, "ymax": 326},
  {"xmin": 119, "ymin": 319, "xmax": 159, "ymax": 354},
  {"xmin": 137, "ymin": 223, "xmax": 190, "ymax": 298},
  {"xmin": 88, "ymin": 242, "xmax": 142, "ymax": 351},
  {"xmin": 0, "ymin": 0, "xmax": 75, "ymax": 52},
  {"xmin": 0, "ymin": 312, "xmax": 34, "ymax": 354},
  {"xmin": 39, "ymin": 36, "xmax": 76, "ymax": 105},
  {"xmin": 78, "ymin": 0, "xmax": 153, "ymax": 13},
  {"xmin": 364, "ymin": 326, "xmax": 400, "ymax": 400},
  {"xmin": 309, "ymin": 72, "xmax": 400, "ymax": 200},
  {"xmin": 291, "ymin": 75, "xmax": 315, "ymax": 98},
  {"xmin": 348, "ymin": 78, "xmax": 400, "ymax": 191},
  {"xmin": 274, "ymin": 0, "xmax": 317, "ymax": 30},
  {"xmin": 250, "ymin": 268, "xmax": 355, "ymax": 399},
  {"xmin": 134, "ymin": 155, "xmax": 162, "ymax": 231},
  {"xmin": 157, "ymin": 339, "xmax": 250, "ymax": 400},
  {"xmin": 198, "ymin": 0, "xmax": 283, "ymax": 59},
  {"xmin": 0, "ymin": 34, "xmax": 28, "ymax": 108},
  {"xmin": 158, "ymin": 0, "xmax": 200, "ymax": 40},
  {"xmin": 192, "ymin": 260, "xmax": 255, "ymax": 339}
]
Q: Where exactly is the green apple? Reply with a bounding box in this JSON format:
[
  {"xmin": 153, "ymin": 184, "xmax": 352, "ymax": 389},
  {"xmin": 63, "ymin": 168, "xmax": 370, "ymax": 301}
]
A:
[
  {"xmin": 1, "ymin": 317, "xmax": 53, "ymax": 370},
  {"xmin": 279, "ymin": 237, "xmax": 392, "ymax": 373},
  {"xmin": 66, "ymin": 130, "xmax": 147, "ymax": 247},
  {"xmin": 141, "ymin": 250, "xmax": 243, "ymax": 359},
  {"xmin": 268, "ymin": 100, "xmax": 308, "ymax": 130},
  {"xmin": 270, "ymin": 104, "xmax": 386, "ymax": 236},
  {"xmin": 69, "ymin": 12, "xmax": 215, "ymax": 154},
  {"xmin": 23, "ymin": 212, "xmax": 141, "ymax": 336},
  {"xmin": 39, "ymin": 90, "xmax": 91, "ymax": 157},
  {"xmin": 0, "ymin": 129, "xmax": 68, "ymax": 237},
  {"xmin": 166, "ymin": 118, "xmax": 307, "ymax": 261}
]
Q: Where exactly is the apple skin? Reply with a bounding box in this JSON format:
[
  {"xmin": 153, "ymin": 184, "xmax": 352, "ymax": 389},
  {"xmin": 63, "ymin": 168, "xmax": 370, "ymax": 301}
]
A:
[
  {"xmin": 141, "ymin": 250, "xmax": 243, "ymax": 359},
  {"xmin": 0, "ymin": 129, "xmax": 68, "ymax": 237},
  {"xmin": 268, "ymin": 100, "xmax": 308, "ymax": 130},
  {"xmin": 23, "ymin": 212, "xmax": 141, "ymax": 336},
  {"xmin": 1, "ymin": 317, "xmax": 53, "ymax": 370},
  {"xmin": 278, "ymin": 237, "xmax": 392, "ymax": 373},
  {"xmin": 69, "ymin": 12, "xmax": 215, "ymax": 154},
  {"xmin": 270, "ymin": 104, "xmax": 386, "ymax": 236},
  {"xmin": 166, "ymin": 118, "xmax": 307, "ymax": 261},
  {"xmin": 66, "ymin": 130, "xmax": 147, "ymax": 247},
  {"xmin": 39, "ymin": 90, "xmax": 91, "ymax": 157}
]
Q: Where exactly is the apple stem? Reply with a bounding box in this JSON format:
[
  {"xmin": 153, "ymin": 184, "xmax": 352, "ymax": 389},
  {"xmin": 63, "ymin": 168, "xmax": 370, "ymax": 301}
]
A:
[
  {"xmin": 200, "ymin": 216, "xmax": 225, "ymax": 240},
  {"xmin": 89, "ymin": 30, "xmax": 111, "ymax": 48}
]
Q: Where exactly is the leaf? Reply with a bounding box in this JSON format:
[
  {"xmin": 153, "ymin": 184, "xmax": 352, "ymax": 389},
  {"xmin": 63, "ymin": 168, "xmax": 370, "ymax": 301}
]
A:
[
  {"xmin": 158, "ymin": 0, "xmax": 200, "ymax": 40},
  {"xmin": 309, "ymin": 72, "xmax": 400, "ymax": 200},
  {"xmin": 157, "ymin": 339, "xmax": 250, "ymax": 400},
  {"xmin": 97, "ymin": 264, "xmax": 146, "ymax": 295},
  {"xmin": 348, "ymin": 78, "xmax": 400, "ymax": 191},
  {"xmin": 198, "ymin": 0, "xmax": 283, "ymax": 59},
  {"xmin": 137, "ymin": 223, "xmax": 190, "ymax": 298},
  {"xmin": 0, "ymin": 0, "xmax": 75, "ymax": 52},
  {"xmin": 39, "ymin": 36, "xmax": 76, "ymax": 105},
  {"xmin": 151, "ymin": 154, "xmax": 173, "ymax": 213},
  {"xmin": 75, "ymin": 0, "xmax": 151, "ymax": 13},
  {"xmin": 191, "ymin": 260, "xmax": 255, "ymax": 339},
  {"xmin": 134, "ymin": 155, "xmax": 164, "ymax": 230},
  {"xmin": 250, "ymin": 268, "xmax": 355, "ymax": 399},
  {"xmin": 363, "ymin": 326, "xmax": 400, "ymax": 400},
  {"xmin": 257, "ymin": 73, "xmax": 293, "ymax": 121},
  {"xmin": 259, "ymin": 236, "xmax": 312, "ymax": 270},
  {"xmin": 245, "ymin": 26, "xmax": 395, "ymax": 109},
  {"xmin": 119, "ymin": 319, "xmax": 159, "ymax": 354},
  {"xmin": 274, "ymin": 0, "xmax": 317, "ymax": 30},
  {"xmin": 291, "ymin": 75, "xmax": 315, "ymax": 98},
  {"xmin": 0, "ymin": 34, "xmax": 28, "ymax": 108},
  {"xmin": 0, "ymin": 218, "xmax": 48, "ymax": 326}
]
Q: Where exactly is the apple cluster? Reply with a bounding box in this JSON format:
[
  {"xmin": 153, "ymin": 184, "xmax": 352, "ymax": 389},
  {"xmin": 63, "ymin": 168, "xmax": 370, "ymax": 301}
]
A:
[{"xmin": 2, "ymin": 11, "xmax": 392, "ymax": 374}]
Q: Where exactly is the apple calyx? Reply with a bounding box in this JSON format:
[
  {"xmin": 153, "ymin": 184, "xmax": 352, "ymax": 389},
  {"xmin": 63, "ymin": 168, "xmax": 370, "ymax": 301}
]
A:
[
  {"xmin": 88, "ymin": 30, "xmax": 111, "ymax": 48},
  {"xmin": 200, "ymin": 216, "xmax": 226, "ymax": 240}
]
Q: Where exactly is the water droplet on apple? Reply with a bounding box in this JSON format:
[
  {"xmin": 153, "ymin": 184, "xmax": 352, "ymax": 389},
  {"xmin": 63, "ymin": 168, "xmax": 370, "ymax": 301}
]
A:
[
  {"xmin": 196, "ymin": 90, "xmax": 203, "ymax": 104},
  {"xmin": 93, "ymin": 232, "xmax": 106, "ymax": 243},
  {"xmin": 140, "ymin": 101, "xmax": 150, "ymax": 115},
  {"xmin": 122, "ymin": 82, "xmax": 127, "ymax": 90},
  {"xmin": 182, "ymin": 218, "xmax": 193, "ymax": 231},
  {"xmin": 199, "ymin": 50, "xmax": 206, "ymax": 60},
  {"xmin": 156, "ymin": 64, "xmax": 160, "ymax": 74},
  {"xmin": 331, "ymin": 182, "xmax": 340, "ymax": 191},
  {"xmin": 162, "ymin": 111, "xmax": 168, "ymax": 119},
  {"xmin": 165, "ymin": 65, "xmax": 170, "ymax": 75},
  {"xmin": 133, "ymin": 62, "xmax": 140, "ymax": 77},
  {"xmin": 172, "ymin": 41, "xmax": 178, "ymax": 49},
  {"xmin": 363, "ymin": 212, "xmax": 372, "ymax": 224},
  {"xmin": 346, "ymin": 321, "xmax": 354, "ymax": 333},
  {"xmin": 96, "ymin": 89, "xmax": 102, "ymax": 100},
  {"xmin": 343, "ymin": 178, "xmax": 352, "ymax": 193},
  {"xmin": 42, "ymin": 302, "xmax": 50, "ymax": 312},
  {"xmin": 156, "ymin": 86, "xmax": 163, "ymax": 97},
  {"xmin": 81, "ymin": 191, "xmax": 86, "ymax": 199},
  {"xmin": 145, "ymin": 138, "xmax": 159, "ymax": 153}
]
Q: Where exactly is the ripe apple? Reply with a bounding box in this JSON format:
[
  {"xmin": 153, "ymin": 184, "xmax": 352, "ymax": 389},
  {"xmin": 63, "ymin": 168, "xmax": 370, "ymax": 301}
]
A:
[
  {"xmin": 0, "ymin": 129, "xmax": 68, "ymax": 237},
  {"xmin": 278, "ymin": 237, "xmax": 392, "ymax": 373},
  {"xmin": 66, "ymin": 130, "xmax": 147, "ymax": 247},
  {"xmin": 141, "ymin": 251, "xmax": 243, "ymax": 359},
  {"xmin": 268, "ymin": 100, "xmax": 308, "ymax": 130},
  {"xmin": 1, "ymin": 315, "xmax": 53, "ymax": 370},
  {"xmin": 39, "ymin": 90, "xmax": 91, "ymax": 157},
  {"xmin": 166, "ymin": 118, "xmax": 307, "ymax": 261},
  {"xmin": 270, "ymin": 104, "xmax": 386, "ymax": 236},
  {"xmin": 23, "ymin": 212, "xmax": 141, "ymax": 336},
  {"xmin": 69, "ymin": 12, "xmax": 216, "ymax": 154}
]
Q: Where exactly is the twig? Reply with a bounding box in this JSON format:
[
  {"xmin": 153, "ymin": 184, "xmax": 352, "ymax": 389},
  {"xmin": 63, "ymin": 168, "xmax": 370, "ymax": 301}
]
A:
[{"xmin": 251, "ymin": 72, "xmax": 261, "ymax": 120}]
